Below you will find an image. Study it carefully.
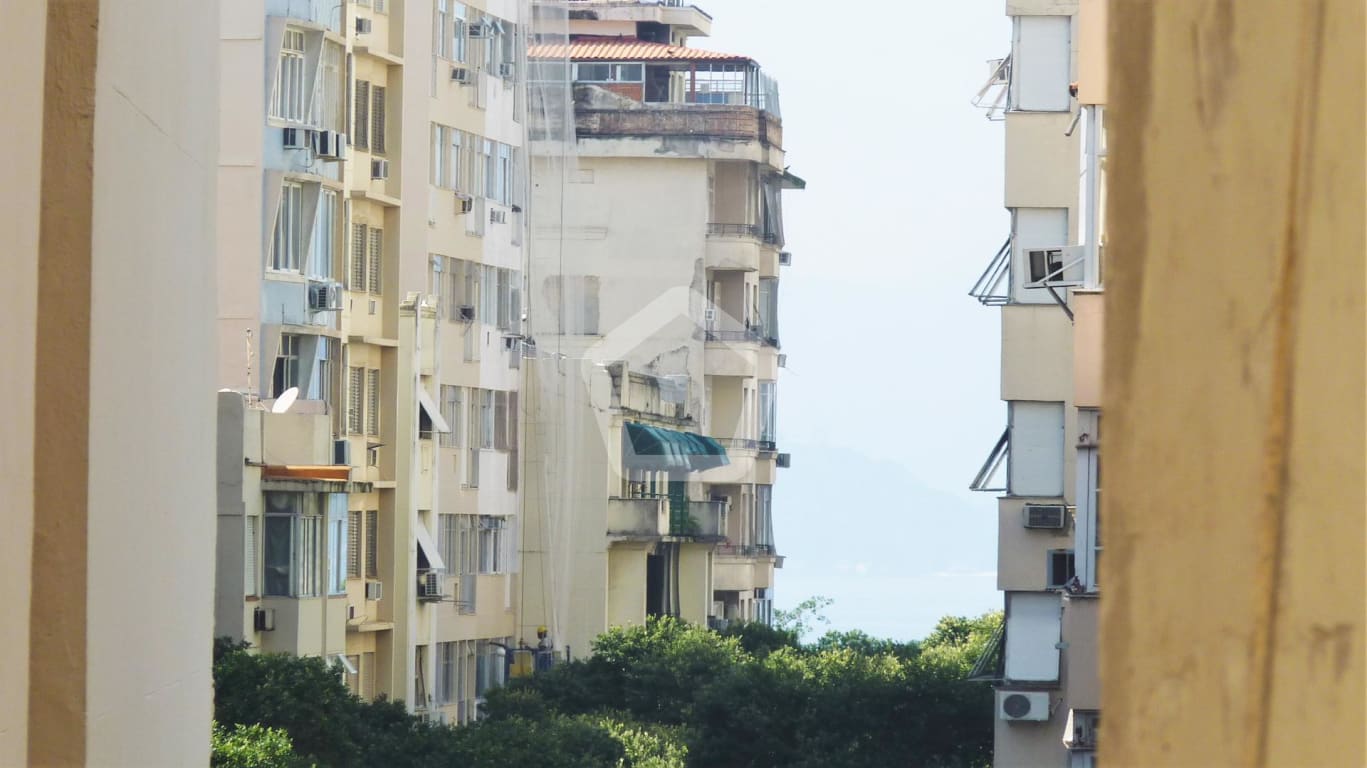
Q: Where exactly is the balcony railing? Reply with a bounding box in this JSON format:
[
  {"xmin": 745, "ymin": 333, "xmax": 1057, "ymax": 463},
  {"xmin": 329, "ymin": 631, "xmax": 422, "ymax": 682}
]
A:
[
  {"xmin": 706, "ymin": 328, "xmax": 762, "ymax": 343},
  {"xmin": 682, "ymin": 500, "xmax": 727, "ymax": 538},
  {"xmin": 716, "ymin": 543, "xmax": 776, "ymax": 557},
  {"xmin": 707, "ymin": 222, "xmax": 779, "ymax": 243},
  {"xmin": 713, "ymin": 437, "xmax": 777, "ymax": 453},
  {"xmin": 607, "ymin": 496, "xmax": 669, "ymax": 538}
]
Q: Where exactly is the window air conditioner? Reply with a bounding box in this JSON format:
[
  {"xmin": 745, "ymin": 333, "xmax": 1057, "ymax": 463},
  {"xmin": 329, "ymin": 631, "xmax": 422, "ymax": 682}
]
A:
[
  {"xmin": 314, "ymin": 130, "xmax": 346, "ymax": 159},
  {"xmin": 282, "ymin": 127, "xmax": 313, "ymax": 149},
  {"xmin": 778, "ymin": 251, "xmax": 792, "ymax": 266},
  {"xmin": 371, "ymin": 158, "xmax": 389, "ymax": 180},
  {"xmin": 1023, "ymin": 504, "xmax": 1068, "ymax": 529},
  {"xmin": 253, "ymin": 607, "xmax": 276, "ymax": 632},
  {"xmin": 466, "ymin": 23, "xmax": 489, "ymax": 38},
  {"xmin": 489, "ymin": 208, "xmax": 507, "ymax": 224},
  {"xmin": 457, "ymin": 304, "xmax": 475, "ymax": 322},
  {"xmin": 355, "ymin": 17, "xmax": 373, "ymax": 34},
  {"xmin": 365, "ymin": 581, "xmax": 383, "ymax": 601},
  {"xmin": 451, "ymin": 66, "xmax": 473, "ymax": 84},
  {"xmin": 497, "ymin": 61, "xmax": 516, "ymax": 79},
  {"xmin": 1026, "ymin": 245, "xmax": 1085, "ymax": 286},
  {"xmin": 997, "ymin": 690, "xmax": 1050, "ymax": 722},
  {"xmin": 775, "ymin": 453, "xmax": 791, "ymax": 469},
  {"xmin": 455, "ymin": 192, "xmax": 474, "ymax": 214},
  {"xmin": 418, "ymin": 571, "xmax": 444, "ymax": 602},
  {"xmin": 334, "ymin": 438, "xmax": 351, "ymax": 466}
]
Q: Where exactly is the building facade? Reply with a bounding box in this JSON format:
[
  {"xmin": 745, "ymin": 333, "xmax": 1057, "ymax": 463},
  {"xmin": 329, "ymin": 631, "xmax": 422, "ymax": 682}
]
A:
[
  {"xmin": 214, "ymin": 0, "xmax": 532, "ymax": 723},
  {"xmin": 969, "ymin": 0, "xmax": 1104, "ymax": 765},
  {"xmin": 520, "ymin": 0, "xmax": 797, "ymax": 659}
]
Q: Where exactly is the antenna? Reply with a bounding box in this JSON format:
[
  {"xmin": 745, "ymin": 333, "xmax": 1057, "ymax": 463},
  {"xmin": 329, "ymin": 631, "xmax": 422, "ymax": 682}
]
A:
[{"xmin": 272, "ymin": 387, "xmax": 299, "ymax": 414}]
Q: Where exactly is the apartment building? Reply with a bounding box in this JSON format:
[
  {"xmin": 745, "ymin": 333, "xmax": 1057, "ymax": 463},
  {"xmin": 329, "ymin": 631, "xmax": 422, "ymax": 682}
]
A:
[
  {"xmin": 520, "ymin": 0, "xmax": 798, "ymax": 658},
  {"xmin": 968, "ymin": 0, "xmax": 1104, "ymax": 765},
  {"xmin": 214, "ymin": 0, "xmax": 531, "ymax": 723}
]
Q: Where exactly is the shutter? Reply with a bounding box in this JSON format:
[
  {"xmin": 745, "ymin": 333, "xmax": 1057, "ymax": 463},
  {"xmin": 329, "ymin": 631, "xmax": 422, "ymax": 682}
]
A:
[
  {"xmin": 347, "ymin": 510, "xmax": 361, "ymax": 578},
  {"xmin": 365, "ymin": 510, "xmax": 378, "ymax": 578},
  {"xmin": 366, "ymin": 369, "xmax": 380, "ymax": 436},
  {"xmin": 348, "ymin": 366, "xmax": 365, "ymax": 434},
  {"xmin": 368, "ymin": 227, "xmax": 383, "ymax": 294},
  {"xmin": 493, "ymin": 391, "xmax": 507, "ymax": 450},
  {"xmin": 354, "ymin": 80, "xmax": 369, "ymax": 149},
  {"xmin": 244, "ymin": 516, "xmax": 259, "ymax": 596},
  {"xmin": 350, "ymin": 223, "xmax": 367, "ymax": 289},
  {"xmin": 371, "ymin": 86, "xmax": 386, "ymax": 153}
]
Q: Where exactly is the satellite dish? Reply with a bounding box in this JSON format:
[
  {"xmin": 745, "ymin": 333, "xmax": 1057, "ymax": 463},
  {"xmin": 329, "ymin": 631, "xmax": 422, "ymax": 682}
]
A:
[{"xmin": 271, "ymin": 387, "xmax": 299, "ymax": 414}]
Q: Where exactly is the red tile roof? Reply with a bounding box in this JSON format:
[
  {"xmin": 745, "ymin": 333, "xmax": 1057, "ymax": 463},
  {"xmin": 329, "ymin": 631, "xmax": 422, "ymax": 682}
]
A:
[{"xmin": 528, "ymin": 37, "xmax": 751, "ymax": 63}]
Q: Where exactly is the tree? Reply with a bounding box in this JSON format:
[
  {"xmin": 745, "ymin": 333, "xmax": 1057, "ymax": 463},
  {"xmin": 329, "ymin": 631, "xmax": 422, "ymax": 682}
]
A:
[
  {"xmin": 771, "ymin": 595, "xmax": 833, "ymax": 640},
  {"xmin": 210, "ymin": 723, "xmax": 300, "ymax": 768}
]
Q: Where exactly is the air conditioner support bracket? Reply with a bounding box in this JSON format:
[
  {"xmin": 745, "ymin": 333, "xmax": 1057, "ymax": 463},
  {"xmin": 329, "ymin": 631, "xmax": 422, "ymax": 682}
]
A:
[{"xmin": 1045, "ymin": 284, "xmax": 1074, "ymax": 322}]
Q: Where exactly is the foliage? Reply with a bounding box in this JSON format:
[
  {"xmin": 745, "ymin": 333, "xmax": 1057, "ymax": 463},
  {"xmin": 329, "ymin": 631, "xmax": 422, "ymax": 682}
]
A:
[
  {"xmin": 210, "ymin": 723, "xmax": 301, "ymax": 768},
  {"xmin": 718, "ymin": 620, "xmax": 801, "ymax": 658},
  {"xmin": 771, "ymin": 594, "xmax": 833, "ymax": 640}
]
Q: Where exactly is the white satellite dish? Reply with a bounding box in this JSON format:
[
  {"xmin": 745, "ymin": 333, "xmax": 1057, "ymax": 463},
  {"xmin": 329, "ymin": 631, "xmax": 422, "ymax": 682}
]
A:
[{"xmin": 271, "ymin": 387, "xmax": 299, "ymax": 414}]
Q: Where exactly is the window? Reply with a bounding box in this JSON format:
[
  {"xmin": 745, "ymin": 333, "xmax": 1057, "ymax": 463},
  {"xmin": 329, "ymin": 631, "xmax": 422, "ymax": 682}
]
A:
[
  {"xmin": 758, "ymin": 381, "xmax": 777, "ymax": 445},
  {"xmin": 1047, "ymin": 549, "xmax": 1077, "ymax": 589},
  {"xmin": 493, "ymin": 391, "xmax": 508, "ymax": 450},
  {"xmin": 347, "ymin": 366, "xmax": 364, "ymax": 434},
  {"xmin": 482, "ymin": 140, "xmax": 496, "ymax": 200},
  {"xmin": 263, "ymin": 493, "xmax": 320, "ymax": 597},
  {"xmin": 496, "ymin": 268, "xmax": 511, "ymax": 329},
  {"xmin": 574, "ymin": 63, "xmax": 643, "ymax": 83},
  {"xmin": 435, "ymin": 0, "xmax": 449, "ymax": 59},
  {"xmin": 354, "ymin": 80, "xmax": 370, "ymax": 150},
  {"xmin": 495, "ymin": 144, "xmax": 511, "ymax": 204},
  {"xmin": 342, "ymin": 654, "xmax": 362, "ymax": 696},
  {"xmin": 244, "ymin": 516, "xmax": 259, "ymax": 596},
  {"xmin": 272, "ymin": 29, "xmax": 306, "ymax": 122},
  {"xmin": 365, "ymin": 510, "xmax": 378, "ymax": 578},
  {"xmin": 366, "ymin": 369, "xmax": 380, "ymax": 436},
  {"xmin": 272, "ymin": 182, "xmax": 303, "ymax": 271},
  {"xmin": 475, "ymin": 640, "xmax": 507, "ymax": 697},
  {"xmin": 311, "ymin": 189, "xmax": 338, "ymax": 279},
  {"xmin": 273, "ymin": 334, "xmax": 301, "ymax": 397},
  {"xmin": 430, "ymin": 125, "xmax": 465, "ymax": 191},
  {"xmin": 479, "ymin": 389, "xmax": 494, "ymax": 449},
  {"xmin": 478, "ymin": 516, "xmax": 505, "ymax": 574},
  {"xmin": 370, "ymin": 86, "xmax": 387, "ymax": 154},
  {"xmin": 1010, "ymin": 15, "xmax": 1071, "ymax": 112},
  {"xmin": 451, "ymin": 3, "xmax": 467, "ymax": 62},
  {"xmin": 373, "ymin": 0, "xmax": 386, "ymax": 12},
  {"xmin": 313, "ymin": 338, "xmax": 338, "ymax": 411},
  {"xmin": 755, "ymin": 485, "xmax": 774, "ymax": 548},
  {"xmin": 347, "ymin": 510, "xmax": 361, "ymax": 578},
  {"xmin": 440, "ymin": 386, "xmax": 463, "ymax": 448},
  {"xmin": 436, "ymin": 641, "xmax": 457, "ymax": 705},
  {"xmin": 328, "ymin": 496, "xmax": 347, "ymax": 595},
  {"xmin": 438, "ymin": 513, "xmax": 460, "ymax": 573},
  {"xmin": 415, "ymin": 644, "xmax": 429, "ymax": 709},
  {"xmin": 367, "ymin": 227, "xmax": 383, "ymax": 294},
  {"xmin": 1012, "ymin": 208, "xmax": 1069, "ymax": 302},
  {"xmin": 319, "ymin": 41, "xmax": 344, "ymax": 132},
  {"xmin": 1008, "ymin": 401, "xmax": 1066, "ymax": 497}
]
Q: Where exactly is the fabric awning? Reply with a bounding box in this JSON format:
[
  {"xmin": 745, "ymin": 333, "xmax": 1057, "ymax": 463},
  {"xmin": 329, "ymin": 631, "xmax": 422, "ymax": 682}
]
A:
[
  {"xmin": 416, "ymin": 387, "xmax": 451, "ymax": 433},
  {"xmin": 623, "ymin": 422, "xmax": 729, "ymax": 472},
  {"xmin": 413, "ymin": 517, "xmax": 446, "ymax": 571}
]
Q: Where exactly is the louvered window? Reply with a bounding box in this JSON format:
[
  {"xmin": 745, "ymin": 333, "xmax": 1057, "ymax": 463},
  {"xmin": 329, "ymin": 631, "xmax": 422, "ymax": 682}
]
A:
[
  {"xmin": 347, "ymin": 510, "xmax": 361, "ymax": 578},
  {"xmin": 370, "ymin": 86, "xmax": 386, "ymax": 154},
  {"xmin": 354, "ymin": 80, "xmax": 370, "ymax": 150},
  {"xmin": 365, "ymin": 510, "xmax": 378, "ymax": 578},
  {"xmin": 244, "ymin": 516, "xmax": 259, "ymax": 596},
  {"xmin": 367, "ymin": 227, "xmax": 383, "ymax": 294},
  {"xmin": 350, "ymin": 223, "xmax": 367, "ymax": 289},
  {"xmin": 366, "ymin": 369, "xmax": 380, "ymax": 436},
  {"xmin": 347, "ymin": 366, "xmax": 364, "ymax": 434}
]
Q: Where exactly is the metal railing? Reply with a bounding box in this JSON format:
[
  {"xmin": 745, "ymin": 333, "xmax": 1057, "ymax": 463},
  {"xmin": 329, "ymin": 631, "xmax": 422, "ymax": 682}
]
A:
[
  {"xmin": 969, "ymin": 237, "xmax": 1012, "ymax": 306},
  {"xmin": 706, "ymin": 222, "xmax": 779, "ymax": 243},
  {"xmin": 716, "ymin": 543, "xmax": 776, "ymax": 557},
  {"xmin": 705, "ymin": 328, "xmax": 762, "ymax": 343},
  {"xmin": 713, "ymin": 437, "xmax": 776, "ymax": 452}
]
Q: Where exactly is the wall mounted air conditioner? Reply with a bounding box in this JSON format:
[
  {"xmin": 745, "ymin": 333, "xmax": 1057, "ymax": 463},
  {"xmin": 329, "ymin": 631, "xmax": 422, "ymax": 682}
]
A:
[
  {"xmin": 455, "ymin": 192, "xmax": 474, "ymax": 214},
  {"xmin": 308, "ymin": 280, "xmax": 342, "ymax": 311},
  {"xmin": 497, "ymin": 61, "xmax": 516, "ymax": 79},
  {"xmin": 282, "ymin": 127, "xmax": 313, "ymax": 149},
  {"xmin": 457, "ymin": 304, "xmax": 475, "ymax": 322},
  {"xmin": 451, "ymin": 66, "xmax": 472, "ymax": 84},
  {"xmin": 371, "ymin": 158, "xmax": 389, "ymax": 180},
  {"xmin": 334, "ymin": 438, "xmax": 351, "ymax": 466},
  {"xmin": 314, "ymin": 130, "xmax": 346, "ymax": 159},
  {"xmin": 1023, "ymin": 503, "xmax": 1067, "ymax": 530},
  {"xmin": 489, "ymin": 208, "xmax": 507, "ymax": 224},
  {"xmin": 775, "ymin": 453, "xmax": 791, "ymax": 468},
  {"xmin": 1025, "ymin": 245, "xmax": 1085, "ymax": 286},
  {"xmin": 253, "ymin": 607, "xmax": 276, "ymax": 632},
  {"xmin": 778, "ymin": 251, "xmax": 792, "ymax": 266},
  {"xmin": 418, "ymin": 571, "xmax": 444, "ymax": 602},
  {"xmin": 997, "ymin": 690, "xmax": 1050, "ymax": 722},
  {"xmin": 365, "ymin": 581, "xmax": 383, "ymax": 601},
  {"xmin": 355, "ymin": 17, "xmax": 372, "ymax": 34}
]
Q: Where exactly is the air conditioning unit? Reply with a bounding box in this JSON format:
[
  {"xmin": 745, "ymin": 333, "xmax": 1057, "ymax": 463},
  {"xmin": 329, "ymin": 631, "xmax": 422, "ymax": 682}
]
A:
[
  {"xmin": 314, "ymin": 130, "xmax": 346, "ymax": 159},
  {"xmin": 282, "ymin": 127, "xmax": 313, "ymax": 149},
  {"xmin": 451, "ymin": 66, "xmax": 472, "ymax": 84},
  {"xmin": 1023, "ymin": 504, "xmax": 1067, "ymax": 530},
  {"xmin": 455, "ymin": 192, "xmax": 474, "ymax": 214},
  {"xmin": 778, "ymin": 251, "xmax": 792, "ymax": 266},
  {"xmin": 308, "ymin": 280, "xmax": 342, "ymax": 311},
  {"xmin": 489, "ymin": 208, "xmax": 507, "ymax": 224},
  {"xmin": 497, "ymin": 61, "xmax": 516, "ymax": 79},
  {"xmin": 418, "ymin": 571, "xmax": 444, "ymax": 602},
  {"xmin": 775, "ymin": 453, "xmax": 791, "ymax": 468},
  {"xmin": 1026, "ymin": 245, "xmax": 1085, "ymax": 286},
  {"xmin": 998, "ymin": 690, "xmax": 1050, "ymax": 722},
  {"xmin": 253, "ymin": 607, "xmax": 276, "ymax": 632},
  {"xmin": 365, "ymin": 581, "xmax": 383, "ymax": 602},
  {"xmin": 333, "ymin": 438, "xmax": 351, "ymax": 466},
  {"xmin": 457, "ymin": 304, "xmax": 475, "ymax": 322},
  {"xmin": 1068, "ymin": 709, "xmax": 1100, "ymax": 750},
  {"xmin": 355, "ymin": 16, "xmax": 372, "ymax": 34},
  {"xmin": 371, "ymin": 158, "xmax": 389, "ymax": 180},
  {"xmin": 466, "ymin": 23, "xmax": 489, "ymax": 38},
  {"xmin": 777, "ymin": 353, "xmax": 788, "ymax": 368}
]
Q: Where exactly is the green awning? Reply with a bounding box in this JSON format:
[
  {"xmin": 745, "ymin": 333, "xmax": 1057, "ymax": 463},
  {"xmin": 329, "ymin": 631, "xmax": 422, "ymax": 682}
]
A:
[{"xmin": 624, "ymin": 422, "xmax": 729, "ymax": 472}]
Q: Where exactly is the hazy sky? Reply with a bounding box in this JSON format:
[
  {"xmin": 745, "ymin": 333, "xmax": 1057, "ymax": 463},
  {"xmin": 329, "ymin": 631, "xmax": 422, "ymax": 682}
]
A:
[{"xmin": 700, "ymin": 2, "xmax": 1013, "ymax": 640}]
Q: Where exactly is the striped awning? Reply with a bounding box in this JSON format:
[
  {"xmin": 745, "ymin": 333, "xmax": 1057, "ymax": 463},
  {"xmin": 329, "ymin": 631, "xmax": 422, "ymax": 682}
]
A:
[{"xmin": 624, "ymin": 422, "xmax": 729, "ymax": 472}]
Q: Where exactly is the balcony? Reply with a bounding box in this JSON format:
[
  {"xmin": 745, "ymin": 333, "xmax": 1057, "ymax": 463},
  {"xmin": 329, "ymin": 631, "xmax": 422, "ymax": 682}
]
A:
[
  {"xmin": 607, "ymin": 496, "xmax": 670, "ymax": 539},
  {"xmin": 705, "ymin": 223, "xmax": 778, "ymax": 273},
  {"xmin": 675, "ymin": 499, "xmax": 727, "ymax": 539}
]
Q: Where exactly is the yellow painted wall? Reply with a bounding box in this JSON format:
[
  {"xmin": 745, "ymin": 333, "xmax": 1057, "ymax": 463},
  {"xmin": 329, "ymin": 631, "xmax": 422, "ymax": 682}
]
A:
[{"xmin": 1103, "ymin": 2, "xmax": 1364, "ymax": 765}]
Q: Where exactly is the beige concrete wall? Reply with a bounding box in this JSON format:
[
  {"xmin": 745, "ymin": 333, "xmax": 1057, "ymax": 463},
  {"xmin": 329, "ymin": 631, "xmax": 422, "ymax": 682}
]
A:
[
  {"xmin": 1001, "ymin": 304, "xmax": 1074, "ymax": 401},
  {"xmin": 1076, "ymin": 0, "xmax": 1107, "ymax": 104},
  {"xmin": 1072, "ymin": 291, "xmax": 1103, "ymax": 408},
  {"xmin": 997, "ymin": 499, "xmax": 1074, "ymax": 591},
  {"xmin": 1004, "ymin": 113, "xmax": 1080, "ymax": 209},
  {"xmin": 1103, "ymin": 2, "xmax": 1365, "ymax": 765},
  {"xmin": 607, "ymin": 546, "xmax": 649, "ymax": 629},
  {"xmin": 678, "ymin": 543, "xmax": 712, "ymax": 626},
  {"xmin": 1063, "ymin": 595, "xmax": 1099, "ymax": 710}
]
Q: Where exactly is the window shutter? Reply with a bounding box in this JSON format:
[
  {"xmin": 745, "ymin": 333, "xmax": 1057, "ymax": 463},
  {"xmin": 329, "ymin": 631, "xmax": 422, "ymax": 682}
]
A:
[
  {"xmin": 350, "ymin": 224, "xmax": 367, "ymax": 290},
  {"xmin": 371, "ymin": 86, "xmax": 386, "ymax": 154},
  {"xmin": 366, "ymin": 369, "xmax": 380, "ymax": 436},
  {"xmin": 354, "ymin": 80, "xmax": 370, "ymax": 149},
  {"xmin": 368, "ymin": 228, "xmax": 383, "ymax": 294},
  {"xmin": 493, "ymin": 391, "xmax": 507, "ymax": 450},
  {"xmin": 365, "ymin": 510, "xmax": 378, "ymax": 578},
  {"xmin": 348, "ymin": 366, "xmax": 364, "ymax": 434},
  {"xmin": 244, "ymin": 516, "xmax": 259, "ymax": 596},
  {"xmin": 347, "ymin": 510, "xmax": 361, "ymax": 578}
]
